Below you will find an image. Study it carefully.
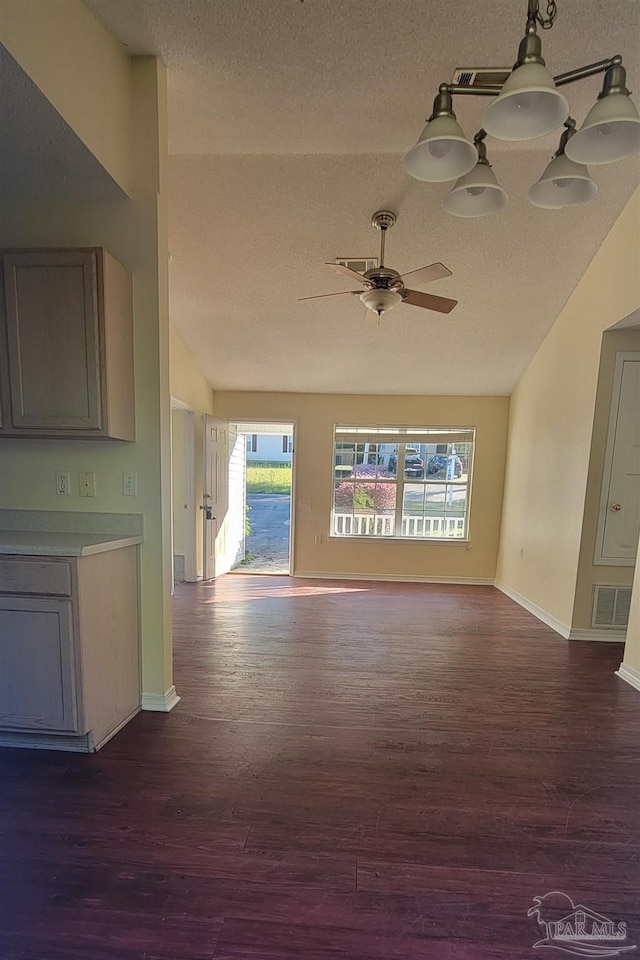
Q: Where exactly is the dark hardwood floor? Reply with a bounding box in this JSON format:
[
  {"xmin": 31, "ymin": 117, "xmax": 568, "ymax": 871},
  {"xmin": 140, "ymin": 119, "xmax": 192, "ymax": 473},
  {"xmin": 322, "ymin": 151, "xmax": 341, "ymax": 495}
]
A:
[{"xmin": 1, "ymin": 576, "xmax": 638, "ymax": 959}]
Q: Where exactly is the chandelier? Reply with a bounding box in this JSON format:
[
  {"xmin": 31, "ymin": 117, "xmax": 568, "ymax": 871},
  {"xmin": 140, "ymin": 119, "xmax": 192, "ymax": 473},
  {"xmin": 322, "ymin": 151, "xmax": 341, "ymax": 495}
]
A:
[{"xmin": 405, "ymin": 0, "xmax": 640, "ymax": 216}]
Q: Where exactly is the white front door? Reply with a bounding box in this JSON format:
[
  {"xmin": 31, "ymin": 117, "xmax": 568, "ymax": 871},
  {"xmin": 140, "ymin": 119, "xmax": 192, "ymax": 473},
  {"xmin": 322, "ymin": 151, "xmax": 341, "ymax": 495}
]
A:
[
  {"xmin": 597, "ymin": 353, "xmax": 640, "ymax": 564},
  {"xmin": 203, "ymin": 416, "xmax": 230, "ymax": 581},
  {"xmin": 226, "ymin": 427, "xmax": 247, "ymax": 569}
]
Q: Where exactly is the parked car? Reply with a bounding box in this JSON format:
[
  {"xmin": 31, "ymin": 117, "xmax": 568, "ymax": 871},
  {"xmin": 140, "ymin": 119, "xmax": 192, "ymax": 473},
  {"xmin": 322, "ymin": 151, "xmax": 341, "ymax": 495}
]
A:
[
  {"xmin": 404, "ymin": 455, "xmax": 425, "ymax": 478},
  {"xmin": 387, "ymin": 453, "xmax": 425, "ymax": 477},
  {"xmin": 427, "ymin": 454, "xmax": 463, "ymax": 478}
]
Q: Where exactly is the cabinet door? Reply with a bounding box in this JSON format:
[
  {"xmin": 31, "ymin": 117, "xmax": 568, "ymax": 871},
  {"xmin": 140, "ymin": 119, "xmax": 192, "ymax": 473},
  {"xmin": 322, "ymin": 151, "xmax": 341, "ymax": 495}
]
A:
[
  {"xmin": 0, "ymin": 596, "xmax": 78, "ymax": 732},
  {"xmin": 2, "ymin": 250, "xmax": 102, "ymax": 431}
]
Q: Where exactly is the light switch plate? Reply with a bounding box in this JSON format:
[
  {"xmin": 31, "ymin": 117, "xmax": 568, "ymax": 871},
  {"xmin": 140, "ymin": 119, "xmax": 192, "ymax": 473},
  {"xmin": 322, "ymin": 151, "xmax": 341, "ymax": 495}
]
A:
[{"xmin": 79, "ymin": 472, "xmax": 96, "ymax": 497}]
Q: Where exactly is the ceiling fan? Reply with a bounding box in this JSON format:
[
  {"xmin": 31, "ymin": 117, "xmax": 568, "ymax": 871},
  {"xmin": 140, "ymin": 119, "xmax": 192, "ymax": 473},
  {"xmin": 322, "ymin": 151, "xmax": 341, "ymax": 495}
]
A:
[{"xmin": 299, "ymin": 210, "xmax": 458, "ymax": 318}]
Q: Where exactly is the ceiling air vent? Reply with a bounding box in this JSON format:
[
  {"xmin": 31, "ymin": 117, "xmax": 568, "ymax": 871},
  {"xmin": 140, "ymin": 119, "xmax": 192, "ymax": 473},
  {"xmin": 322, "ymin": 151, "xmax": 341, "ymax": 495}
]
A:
[
  {"xmin": 334, "ymin": 257, "xmax": 378, "ymax": 274},
  {"xmin": 452, "ymin": 67, "xmax": 510, "ymax": 89},
  {"xmin": 591, "ymin": 585, "xmax": 632, "ymax": 629}
]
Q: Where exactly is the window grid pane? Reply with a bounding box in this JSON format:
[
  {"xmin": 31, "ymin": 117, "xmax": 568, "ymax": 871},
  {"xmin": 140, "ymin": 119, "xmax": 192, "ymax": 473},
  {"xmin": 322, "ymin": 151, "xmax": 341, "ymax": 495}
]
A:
[{"xmin": 332, "ymin": 429, "xmax": 473, "ymax": 540}]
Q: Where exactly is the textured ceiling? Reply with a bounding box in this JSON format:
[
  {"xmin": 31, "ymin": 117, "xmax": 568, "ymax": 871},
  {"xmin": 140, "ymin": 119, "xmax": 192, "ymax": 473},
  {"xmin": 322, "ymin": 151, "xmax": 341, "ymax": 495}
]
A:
[
  {"xmin": 85, "ymin": 0, "xmax": 640, "ymax": 395},
  {"xmin": 0, "ymin": 44, "xmax": 124, "ymax": 201}
]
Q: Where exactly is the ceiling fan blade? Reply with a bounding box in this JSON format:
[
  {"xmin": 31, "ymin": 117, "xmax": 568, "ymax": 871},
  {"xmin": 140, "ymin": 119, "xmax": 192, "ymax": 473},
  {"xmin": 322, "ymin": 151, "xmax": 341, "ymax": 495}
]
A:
[
  {"xmin": 298, "ymin": 290, "xmax": 361, "ymax": 302},
  {"xmin": 325, "ymin": 262, "xmax": 367, "ymax": 284},
  {"xmin": 402, "ymin": 289, "xmax": 458, "ymax": 314},
  {"xmin": 396, "ymin": 262, "xmax": 452, "ymax": 286}
]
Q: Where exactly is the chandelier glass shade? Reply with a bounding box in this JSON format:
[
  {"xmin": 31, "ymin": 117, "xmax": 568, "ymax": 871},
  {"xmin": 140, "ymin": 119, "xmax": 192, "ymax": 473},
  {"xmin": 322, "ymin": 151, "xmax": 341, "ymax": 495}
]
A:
[
  {"xmin": 443, "ymin": 140, "xmax": 508, "ymax": 217},
  {"xmin": 404, "ymin": 115, "xmax": 478, "ymax": 182},
  {"xmin": 564, "ymin": 93, "xmax": 640, "ymax": 165},
  {"xmin": 528, "ymin": 153, "xmax": 598, "ymax": 208},
  {"xmin": 482, "ymin": 62, "xmax": 569, "ymax": 140}
]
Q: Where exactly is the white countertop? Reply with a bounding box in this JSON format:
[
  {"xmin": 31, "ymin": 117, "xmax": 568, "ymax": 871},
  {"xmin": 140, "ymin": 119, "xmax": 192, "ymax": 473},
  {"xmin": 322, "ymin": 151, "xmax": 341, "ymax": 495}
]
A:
[{"xmin": 0, "ymin": 531, "xmax": 143, "ymax": 557}]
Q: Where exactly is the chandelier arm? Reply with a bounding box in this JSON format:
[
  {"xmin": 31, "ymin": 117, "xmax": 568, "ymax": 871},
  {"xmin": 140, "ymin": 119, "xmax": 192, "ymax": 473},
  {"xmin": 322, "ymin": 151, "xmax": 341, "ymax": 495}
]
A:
[
  {"xmin": 554, "ymin": 55, "xmax": 623, "ymax": 88},
  {"xmin": 442, "ymin": 55, "xmax": 624, "ymax": 103},
  {"xmin": 445, "ymin": 83, "xmax": 501, "ymax": 97}
]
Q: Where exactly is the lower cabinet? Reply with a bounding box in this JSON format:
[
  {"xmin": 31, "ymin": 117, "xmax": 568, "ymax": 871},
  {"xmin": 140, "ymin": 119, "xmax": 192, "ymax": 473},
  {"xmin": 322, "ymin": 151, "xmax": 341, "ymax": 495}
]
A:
[
  {"xmin": 0, "ymin": 597, "xmax": 77, "ymax": 732},
  {"xmin": 0, "ymin": 548, "xmax": 140, "ymax": 751}
]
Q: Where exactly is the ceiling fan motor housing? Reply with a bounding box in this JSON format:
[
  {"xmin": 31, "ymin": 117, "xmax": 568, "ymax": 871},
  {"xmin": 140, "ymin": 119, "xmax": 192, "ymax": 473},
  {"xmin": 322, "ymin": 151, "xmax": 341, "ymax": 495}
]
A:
[{"xmin": 363, "ymin": 266, "xmax": 402, "ymax": 289}]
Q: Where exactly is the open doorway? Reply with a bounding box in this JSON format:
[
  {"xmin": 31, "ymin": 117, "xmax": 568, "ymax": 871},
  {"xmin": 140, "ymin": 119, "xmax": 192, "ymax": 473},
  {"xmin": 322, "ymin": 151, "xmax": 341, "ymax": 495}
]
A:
[{"xmin": 228, "ymin": 422, "xmax": 294, "ymax": 574}]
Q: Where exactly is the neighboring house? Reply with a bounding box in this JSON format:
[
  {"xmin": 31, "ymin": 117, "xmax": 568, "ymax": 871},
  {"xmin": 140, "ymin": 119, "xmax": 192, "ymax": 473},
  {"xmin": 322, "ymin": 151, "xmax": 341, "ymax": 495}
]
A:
[{"xmin": 245, "ymin": 433, "xmax": 293, "ymax": 463}]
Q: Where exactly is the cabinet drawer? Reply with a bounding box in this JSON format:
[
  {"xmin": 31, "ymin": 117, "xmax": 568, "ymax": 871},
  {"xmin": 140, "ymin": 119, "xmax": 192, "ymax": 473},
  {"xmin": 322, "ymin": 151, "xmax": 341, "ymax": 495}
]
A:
[{"xmin": 0, "ymin": 558, "xmax": 72, "ymax": 596}]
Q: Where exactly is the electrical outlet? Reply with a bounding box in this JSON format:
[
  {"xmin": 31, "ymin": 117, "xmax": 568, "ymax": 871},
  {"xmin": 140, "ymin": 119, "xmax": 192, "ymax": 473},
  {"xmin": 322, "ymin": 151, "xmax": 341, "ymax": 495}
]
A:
[
  {"xmin": 314, "ymin": 534, "xmax": 323, "ymax": 544},
  {"xmin": 123, "ymin": 472, "xmax": 138, "ymax": 496},
  {"xmin": 79, "ymin": 471, "xmax": 96, "ymax": 497},
  {"xmin": 55, "ymin": 471, "xmax": 71, "ymax": 495}
]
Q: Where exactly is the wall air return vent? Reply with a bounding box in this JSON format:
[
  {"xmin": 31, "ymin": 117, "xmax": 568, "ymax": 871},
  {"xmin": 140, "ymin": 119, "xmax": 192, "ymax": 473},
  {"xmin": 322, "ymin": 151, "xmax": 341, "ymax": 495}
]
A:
[
  {"xmin": 451, "ymin": 68, "xmax": 511, "ymax": 89},
  {"xmin": 334, "ymin": 258, "xmax": 378, "ymax": 274},
  {"xmin": 591, "ymin": 584, "xmax": 632, "ymax": 629}
]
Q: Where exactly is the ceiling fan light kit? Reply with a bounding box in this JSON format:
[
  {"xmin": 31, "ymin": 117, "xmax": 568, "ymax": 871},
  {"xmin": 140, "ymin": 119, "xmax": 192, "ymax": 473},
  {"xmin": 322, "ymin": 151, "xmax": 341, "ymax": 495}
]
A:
[
  {"xmin": 360, "ymin": 287, "xmax": 403, "ymax": 315},
  {"xmin": 405, "ymin": 0, "xmax": 639, "ymax": 215}
]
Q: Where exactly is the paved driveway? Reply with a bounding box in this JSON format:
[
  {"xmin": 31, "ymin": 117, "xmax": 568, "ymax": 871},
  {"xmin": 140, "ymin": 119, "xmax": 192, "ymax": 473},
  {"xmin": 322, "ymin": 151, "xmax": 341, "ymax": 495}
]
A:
[{"xmin": 242, "ymin": 493, "xmax": 290, "ymax": 572}]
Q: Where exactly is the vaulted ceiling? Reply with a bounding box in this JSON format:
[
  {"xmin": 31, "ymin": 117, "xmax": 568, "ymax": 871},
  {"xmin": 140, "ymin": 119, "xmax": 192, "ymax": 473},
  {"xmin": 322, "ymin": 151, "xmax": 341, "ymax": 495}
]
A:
[{"xmin": 86, "ymin": 0, "xmax": 640, "ymax": 395}]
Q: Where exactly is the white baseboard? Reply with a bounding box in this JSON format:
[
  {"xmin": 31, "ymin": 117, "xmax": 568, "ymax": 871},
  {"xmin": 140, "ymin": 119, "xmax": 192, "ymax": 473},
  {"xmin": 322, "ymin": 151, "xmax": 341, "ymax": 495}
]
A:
[
  {"xmin": 569, "ymin": 628, "xmax": 627, "ymax": 643},
  {"xmin": 493, "ymin": 580, "xmax": 571, "ymax": 638},
  {"xmin": 616, "ymin": 663, "xmax": 640, "ymax": 692},
  {"xmin": 295, "ymin": 570, "xmax": 494, "ymax": 585},
  {"xmin": 616, "ymin": 663, "xmax": 640, "ymax": 690},
  {"xmin": 0, "ymin": 731, "xmax": 92, "ymax": 752},
  {"xmin": 141, "ymin": 685, "xmax": 181, "ymax": 712},
  {"xmin": 92, "ymin": 707, "xmax": 141, "ymax": 751}
]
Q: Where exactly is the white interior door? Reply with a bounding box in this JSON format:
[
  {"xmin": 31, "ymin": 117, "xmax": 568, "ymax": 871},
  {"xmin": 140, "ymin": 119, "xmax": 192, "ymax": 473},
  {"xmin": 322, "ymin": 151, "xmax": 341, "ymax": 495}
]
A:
[
  {"xmin": 203, "ymin": 415, "xmax": 230, "ymax": 581},
  {"xmin": 596, "ymin": 353, "xmax": 640, "ymax": 564}
]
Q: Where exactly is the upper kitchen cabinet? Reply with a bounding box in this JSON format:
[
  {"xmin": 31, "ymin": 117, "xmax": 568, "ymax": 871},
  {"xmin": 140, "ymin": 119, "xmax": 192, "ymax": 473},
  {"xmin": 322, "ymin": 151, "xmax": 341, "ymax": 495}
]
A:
[{"xmin": 0, "ymin": 249, "xmax": 135, "ymax": 440}]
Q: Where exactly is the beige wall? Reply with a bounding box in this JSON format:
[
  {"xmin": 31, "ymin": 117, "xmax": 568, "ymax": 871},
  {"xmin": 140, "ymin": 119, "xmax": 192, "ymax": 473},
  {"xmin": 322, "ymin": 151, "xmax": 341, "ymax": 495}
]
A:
[
  {"xmin": 0, "ymin": 57, "xmax": 173, "ymax": 700},
  {"xmin": 0, "ymin": 0, "xmax": 133, "ymax": 193},
  {"xmin": 169, "ymin": 323, "xmax": 215, "ymax": 577},
  {"xmin": 573, "ymin": 328, "xmax": 640, "ymax": 629},
  {"xmin": 622, "ymin": 559, "xmax": 640, "ymax": 675},
  {"xmin": 214, "ymin": 392, "xmax": 509, "ymax": 581},
  {"xmin": 497, "ymin": 187, "xmax": 640, "ymax": 633}
]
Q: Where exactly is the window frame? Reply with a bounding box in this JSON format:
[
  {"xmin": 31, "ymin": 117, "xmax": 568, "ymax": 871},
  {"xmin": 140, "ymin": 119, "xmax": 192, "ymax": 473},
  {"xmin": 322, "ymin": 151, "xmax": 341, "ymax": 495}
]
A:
[{"xmin": 329, "ymin": 425, "xmax": 475, "ymax": 543}]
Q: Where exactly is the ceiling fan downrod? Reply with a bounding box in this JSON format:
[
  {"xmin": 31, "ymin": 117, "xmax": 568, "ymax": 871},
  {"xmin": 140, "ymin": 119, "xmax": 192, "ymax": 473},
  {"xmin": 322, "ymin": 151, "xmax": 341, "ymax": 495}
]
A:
[{"xmin": 371, "ymin": 210, "xmax": 396, "ymax": 268}]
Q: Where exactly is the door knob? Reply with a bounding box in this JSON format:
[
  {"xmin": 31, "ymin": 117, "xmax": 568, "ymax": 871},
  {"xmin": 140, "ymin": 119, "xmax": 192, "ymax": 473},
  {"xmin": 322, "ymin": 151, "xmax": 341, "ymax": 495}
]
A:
[{"xmin": 610, "ymin": 503, "xmax": 622, "ymax": 511}]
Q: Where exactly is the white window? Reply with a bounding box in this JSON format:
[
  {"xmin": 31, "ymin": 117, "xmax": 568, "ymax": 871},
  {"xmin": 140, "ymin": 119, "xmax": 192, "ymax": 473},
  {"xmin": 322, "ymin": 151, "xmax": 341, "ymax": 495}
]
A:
[{"xmin": 331, "ymin": 425, "xmax": 475, "ymax": 540}]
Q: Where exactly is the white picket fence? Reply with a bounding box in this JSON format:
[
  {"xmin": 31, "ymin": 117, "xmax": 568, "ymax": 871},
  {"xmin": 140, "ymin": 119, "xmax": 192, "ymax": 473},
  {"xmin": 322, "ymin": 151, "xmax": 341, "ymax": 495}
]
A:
[{"xmin": 333, "ymin": 513, "xmax": 466, "ymax": 538}]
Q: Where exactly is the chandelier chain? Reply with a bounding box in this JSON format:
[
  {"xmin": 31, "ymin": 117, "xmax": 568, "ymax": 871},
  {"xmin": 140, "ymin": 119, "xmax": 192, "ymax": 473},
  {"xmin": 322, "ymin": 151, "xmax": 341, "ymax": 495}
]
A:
[{"xmin": 536, "ymin": 0, "xmax": 558, "ymax": 30}]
